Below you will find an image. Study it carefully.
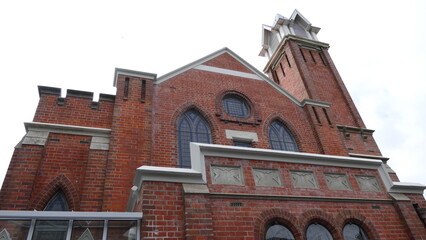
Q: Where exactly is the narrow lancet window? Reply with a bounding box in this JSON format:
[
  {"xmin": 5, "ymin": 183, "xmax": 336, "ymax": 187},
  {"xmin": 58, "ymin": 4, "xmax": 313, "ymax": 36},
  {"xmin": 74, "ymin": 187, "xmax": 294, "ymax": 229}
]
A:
[
  {"xmin": 44, "ymin": 190, "xmax": 69, "ymax": 211},
  {"xmin": 268, "ymin": 120, "xmax": 298, "ymax": 152}
]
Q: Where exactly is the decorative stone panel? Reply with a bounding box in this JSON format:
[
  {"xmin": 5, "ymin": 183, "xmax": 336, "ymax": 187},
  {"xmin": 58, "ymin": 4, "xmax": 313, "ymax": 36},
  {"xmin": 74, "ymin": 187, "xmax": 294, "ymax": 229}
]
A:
[
  {"xmin": 21, "ymin": 122, "xmax": 111, "ymax": 150},
  {"xmin": 252, "ymin": 168, "xmax": 282, "ymax": 187},
  {"xmin": 324, "ymin": 173, "xmax": 351, "ymax": 191},
  {"xmin": 290, "ymin": 171, "xmax": 318, "ymax": 189},
  {"xmin": 21, "ymin": 130, "xmax": 49, "ymax": 146},
  {"xmin": 211, "ymin": 165, "xmax": 244, "ymax": 185},
  {"xmin": 90, "ymin": 136, "xmax": 110, "ymax": 150},
  {"xmin": 356, "ymin": 175, "xmax": 381, "ymax": 192}
]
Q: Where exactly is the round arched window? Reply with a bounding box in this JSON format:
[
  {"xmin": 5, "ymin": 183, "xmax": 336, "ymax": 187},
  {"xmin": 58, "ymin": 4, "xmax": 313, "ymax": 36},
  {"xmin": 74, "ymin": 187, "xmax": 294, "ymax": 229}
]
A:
[
  {"xmin": 343, "ymin": 223, "xmax": 369, "ymax": 240},
  {"xmin": 306, "ymin": 223, "xmax": 333, "ymax": 240},
  {"xmin": 265, "ymin": 223, "xmax": 295, "ymax": 240},
  {"xmin": 222, "ymin": 94, "xmax": 250, "ymax": 118}
]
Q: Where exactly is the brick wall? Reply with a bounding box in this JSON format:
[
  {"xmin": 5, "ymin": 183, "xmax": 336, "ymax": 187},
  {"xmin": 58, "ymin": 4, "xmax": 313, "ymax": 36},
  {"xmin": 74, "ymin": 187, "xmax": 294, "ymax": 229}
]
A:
[
  {"xmin": 102, "ymin": 73, "xmax": 154, "ymax": 211},
  {"xmin": 1, "ymin": 46, "xmax": 425, "ymax": 239},
  {"xmin": 141, "ymin": 182, "xmax": 185, "ymax": 239},
  {"xmin": 35, "ymin": 87, "xmax": 114, "ymax": 129}
]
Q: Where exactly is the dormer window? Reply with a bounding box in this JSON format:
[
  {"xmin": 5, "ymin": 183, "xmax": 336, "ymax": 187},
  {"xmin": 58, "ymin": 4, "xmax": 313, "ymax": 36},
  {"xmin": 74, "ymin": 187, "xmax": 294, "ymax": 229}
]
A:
[{"xmin": 222, "ymin": 94, "xmax": 250, "ymax": 118}]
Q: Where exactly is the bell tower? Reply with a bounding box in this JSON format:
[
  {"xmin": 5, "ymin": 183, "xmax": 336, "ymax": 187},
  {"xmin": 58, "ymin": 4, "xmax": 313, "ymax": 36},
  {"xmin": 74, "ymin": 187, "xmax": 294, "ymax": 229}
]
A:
[{"xmin": 259, "ymin": 10, "xmax": 383, "ymax": 157}]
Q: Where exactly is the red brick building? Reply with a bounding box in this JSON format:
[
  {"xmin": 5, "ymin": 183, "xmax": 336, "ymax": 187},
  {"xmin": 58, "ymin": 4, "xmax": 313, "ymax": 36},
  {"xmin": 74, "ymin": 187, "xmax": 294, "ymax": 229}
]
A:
[{"xmin": 0, "ymin": 10, "xmax": 425, "ymax": 240}]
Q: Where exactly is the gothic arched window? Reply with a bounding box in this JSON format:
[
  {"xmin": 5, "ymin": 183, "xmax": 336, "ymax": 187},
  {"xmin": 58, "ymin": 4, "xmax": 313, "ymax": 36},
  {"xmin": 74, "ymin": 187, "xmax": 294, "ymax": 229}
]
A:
[
  {"xmin": 306, "ymin": 223, "xmax": 333, "ymax": 240},
  {"xmin": 178, "ymin": 109, "xmax": 212, "ymax": 168},
  {"xmin": 343, "ymin": 223, "xmax": 369, "ymax": 240},
  {"xmin": 44, "ymin": 190, "xmax": 69, "ymax": 211},
  {"xmin": 268, "ymin": 120, "xmax": 298, "ymax": 151},
  {"xmin": 265, "ymin": 223, "xmax": 295, "ymax": 240}
]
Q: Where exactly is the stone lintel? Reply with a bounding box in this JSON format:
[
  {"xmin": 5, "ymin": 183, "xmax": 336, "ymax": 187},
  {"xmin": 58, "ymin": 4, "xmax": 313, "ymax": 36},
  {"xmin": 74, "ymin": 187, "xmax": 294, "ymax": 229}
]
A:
[{"xmin": 337, "ymin": 125, "xmax": 375, "ymax": 135}]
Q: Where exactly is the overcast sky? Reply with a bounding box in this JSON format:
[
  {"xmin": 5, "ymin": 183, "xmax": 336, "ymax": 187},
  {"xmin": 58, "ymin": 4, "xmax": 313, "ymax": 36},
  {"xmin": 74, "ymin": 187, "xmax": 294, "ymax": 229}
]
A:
[{"xmin": 1, "ymin": 0, "xmax": 425, "ymax": 195}]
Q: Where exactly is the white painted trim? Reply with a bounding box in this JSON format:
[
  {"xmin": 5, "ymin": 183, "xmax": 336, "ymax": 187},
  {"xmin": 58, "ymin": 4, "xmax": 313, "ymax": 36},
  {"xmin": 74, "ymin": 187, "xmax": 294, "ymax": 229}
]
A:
[
  {"xmin": 22, "ymin": 122, "xmax": 111, "ymax": 149},
  {"xmin": 0, "ymin": 211, "xmax": 142, "ymax": 220},
  {"xmin": 188, "ymin": 143, "xmax": 426, "ymax": 194},
  {"xmin": 290, "ymin": 10, "xmax": 312, "ymax": 26},
  {"xmin": 349, "ymin": 153, "xmax": 389, "ymax": 161},
  {"xmin": 194, "ymin": 65, "xmax": 263, "ymax": 80},
  {"xmin": 133, "ymin": 166, "xmax": 204, "ymax": 188},
  {"xmin": 25, "ymin": 122, "xmax": 111, "ymax": 137},
  {"xmin": 301, "ymin": 99, "xmax": 331, "ymax": 108},
  {"xmin": 390, "ymin": 182, "xmax": 426, "ymax": 194},
  {"xmin": 225, "ymin": 129, "xmax": 258, "ymax": 142},
  {"xmin": 156, "ymin": 47, "xmax": 269, "ymax": 84},
  {"xmin": 113, "ymin": 68, "xmax": 156, "ymax": 87},
  {"xmin": 155, "ymin": 47, "xmax": 303, "ymax": 107},
  {"xmin": 190, "ymin": 143, "xmax": 382, "ymax": 174},
  {"xmin": 127, "ymin": 143, "xmax": 426, "ymax": 210},
  {"xmin": 128, "ymin": 166, "xmax": 205, "ymax": 211}
]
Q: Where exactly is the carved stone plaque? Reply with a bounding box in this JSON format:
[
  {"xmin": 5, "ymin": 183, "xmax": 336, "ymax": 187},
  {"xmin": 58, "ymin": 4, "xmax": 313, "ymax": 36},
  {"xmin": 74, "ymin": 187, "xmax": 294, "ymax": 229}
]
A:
[
  {"xmin": 211, "ymin": 165, "xmax": 244, "ymax": 185},
  {"xmin": 356, "ymin": 175, "xmax": 381, "ymax": 192},
  {"xmin": 290, "ymin": 171, "xmax": 318, "ymax": 189},
  {"xmin": 324, "ymin": 173, "xmax": 351, "ymax": 190},
  {"xmin": 253, "ymin": 168, "xmax": 282, "ymax": 187}
]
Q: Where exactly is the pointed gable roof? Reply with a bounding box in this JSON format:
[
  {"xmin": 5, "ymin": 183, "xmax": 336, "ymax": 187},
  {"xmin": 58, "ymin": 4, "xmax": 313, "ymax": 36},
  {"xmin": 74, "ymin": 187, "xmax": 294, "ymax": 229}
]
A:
[
  {"xmin": 155, "ymin": 47, "xmax": 329, "ymax": 108},
  {"xmin": 156, "ymin": 48, "xmax": 263, "ymax": 84}
]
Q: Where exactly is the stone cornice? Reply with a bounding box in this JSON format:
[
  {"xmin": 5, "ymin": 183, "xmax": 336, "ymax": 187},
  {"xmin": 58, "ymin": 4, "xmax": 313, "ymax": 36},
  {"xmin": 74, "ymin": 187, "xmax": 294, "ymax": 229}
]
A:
[
  {"xmin": 263, "ymin": 35, "xmax": 330, "ymax": 72},
  {"xmin": 0, "ymin": 210, "xmax": 141, "ymax": 220},
  {"xmin": 127, "ymin": 143, "xmax": 426, "ymax": 211},
  {"xmin": 349, "ymin": 153, "xmax": 390, "ymax": 162},
  {"xmin": 337, "ymin": 125, "xmax": 375, "ymax": 134},
  {"xmin": 301, "ymin": 99, "xmax": 331, "ymax": 108},
  {"xmin": 24, "ymin": 122, "xmax": 111, "ymax": 137},
  {"xmin": 21, "ymin": 122, "xmax": 111, "ymax": 150},
  {"xmin": 114, "ymin": 68, "xmax": 157, "ymax": 87}
]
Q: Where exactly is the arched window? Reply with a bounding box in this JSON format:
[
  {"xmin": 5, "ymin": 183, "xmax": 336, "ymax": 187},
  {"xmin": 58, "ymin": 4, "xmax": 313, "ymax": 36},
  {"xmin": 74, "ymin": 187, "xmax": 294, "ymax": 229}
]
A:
[
  {"xmin": 222, "ymin": 94, "xmax": 250, "ymax": 118},
  {"xmin": 306, "ymin": 223, "xmax": 333, "ymax": 240},
  {"xmin": 44, "ymin": 190, "xmax": 69, "ymax": 211},
  {"xmin": 178, "ymin": 109, "xmax": 212, "ymax": 168},
  {"xmin": 268, "ymin": 120, "xmax": 298, "ymax": 151},
  {"xmin": 265, "ymin": 223, "xmax": 295, "ymax": 240},
  {"xmin": 343, "ymin": 223, "xmax": 369, "ymax": 240}
]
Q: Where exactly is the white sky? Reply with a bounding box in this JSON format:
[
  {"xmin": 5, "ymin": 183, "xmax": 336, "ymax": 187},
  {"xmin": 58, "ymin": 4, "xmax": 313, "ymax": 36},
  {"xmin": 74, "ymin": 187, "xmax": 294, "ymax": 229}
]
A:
[{"xmin": 1, "ymin": 0, "xmax": 425, "ymax": 196}]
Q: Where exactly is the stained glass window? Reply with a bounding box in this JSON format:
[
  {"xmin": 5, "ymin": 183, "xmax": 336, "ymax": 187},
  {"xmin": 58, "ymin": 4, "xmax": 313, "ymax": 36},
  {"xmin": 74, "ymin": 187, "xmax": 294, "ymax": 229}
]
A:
[
  {"xmin": 178, "ymin": 109, "xmax": 212, "ymax": 168},
  {"xmin": 268, "ymin": 121, "xmax": 298, "ymax": 151},
  {"xmin": 343, "ymin": 223, "xmax": 369, "ymax": 240},
  {"xmin": 44, "ymin": 191, "xmax": 69, "ymax": 211},
  {"xmin": 222, "ymin": 95, "xmax": 250, "ymax": 118}
]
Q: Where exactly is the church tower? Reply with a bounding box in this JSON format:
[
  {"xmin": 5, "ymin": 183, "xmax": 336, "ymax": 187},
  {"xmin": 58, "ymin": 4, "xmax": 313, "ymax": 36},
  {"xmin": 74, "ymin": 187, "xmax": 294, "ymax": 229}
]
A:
[{"xmin": 260, "ymin": 10, "xmax": 383, "ymax": 158}]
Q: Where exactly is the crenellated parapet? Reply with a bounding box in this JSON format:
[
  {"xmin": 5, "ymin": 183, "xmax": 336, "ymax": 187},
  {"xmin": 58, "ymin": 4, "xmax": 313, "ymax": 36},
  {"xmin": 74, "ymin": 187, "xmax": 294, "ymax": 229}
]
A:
[{"xmin": 35, "ymin": 86, "xmax": 115, "ymax": 129}]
